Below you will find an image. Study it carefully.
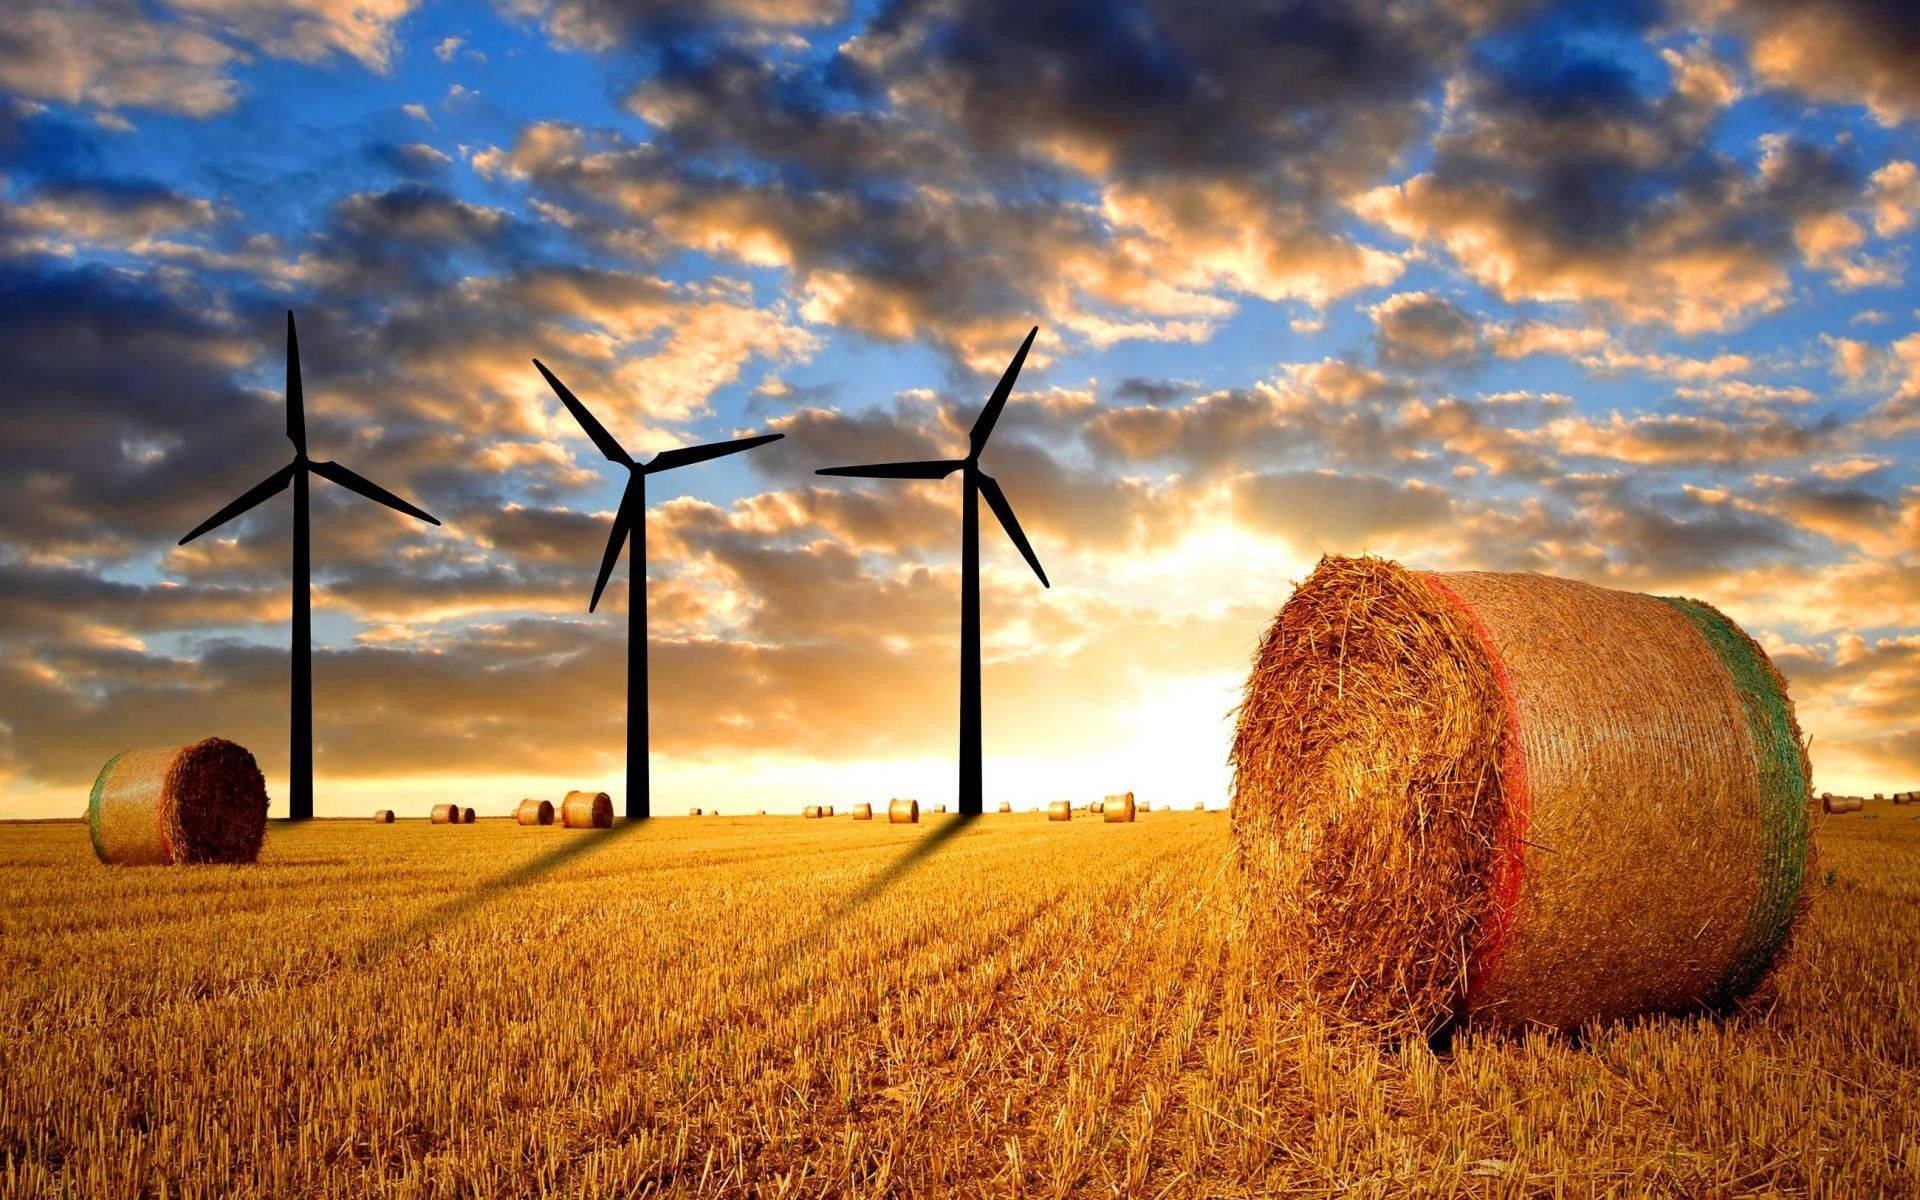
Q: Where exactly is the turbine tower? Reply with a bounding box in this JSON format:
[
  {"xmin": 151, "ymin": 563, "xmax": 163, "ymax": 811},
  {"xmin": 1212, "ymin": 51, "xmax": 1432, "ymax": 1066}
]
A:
[
  {"xmin": 180, "ymin": 312, "xmax": 441, "ymax": 820},
  {"xmin": 533, "ymin": 359, "xmax": 785, "ymax": 820},
  {"xmin": 815, "ymin": 326, "xmax": 1048, "ymax": 816}
]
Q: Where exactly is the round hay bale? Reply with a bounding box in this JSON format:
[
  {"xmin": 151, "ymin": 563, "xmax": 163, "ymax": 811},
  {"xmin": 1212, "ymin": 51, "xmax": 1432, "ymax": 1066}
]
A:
[
  {"xmin": 1090, "ymin": 799, "xmax": 1103, "ymax": 814},
  {"xmin": 1103, "ymin": 792, "xmax": 1137, "ymax": 823},
  {"xmin": 1048, "ymin": 800, "xmax": 1071, "ymax": 822},
  {"xmin": 88, "ymin": 739, "xmax": 268, "ymax": 866},
  {"xmin": 934, "ymin": 804, "xmax": 948, "ymax": 813},
  {"xmin": 888, "ymin": 797, "xmax": 919, "ymax": 824},
  {"xmin": 997, "ymin": 801, "xmax": 1012, "ymax": 813},
  {"xmin": 853, "ymin": 802, "xmax": 873, "ymax": 820},
  {"xmin": 1823, "ymin": 793, "xmax": 1844, "ymax": 814},
  {"xmin": 460, "ymin": 807, "xmax": 477, "ymax": 824},
  {"xmin": 803, "ymin": 805, "xmax": 822, "ymax": 819},
  {"xmin": 515, "ymin": 798, "xmax": 555, "ymax": 826},
  {"xmin": 560, "ymin": 790, "xmax": 613, "ymax": 829},
  {"xmin": 1194, "ymin": 802, "xmax": 1206, "ymax": 812},
  {"xmin": 823, "ymin": 805, "xmax": 835, "ymax": 817},
  {"xmin": 1139, "ymin": 802, "xmax": 1151, "ymax": 812},
  {"xmin": 1231, "ymin": 555, "xmax": 1814, "ymax": 1033},
  {"xmin": 1847, "ymin": 797, "xmax": 1864, "ymax": 812},
  {"xmin": 756, "ymin": 809, "xmax": 767, "ymax": 815},
  {"xmin": 431, "ymin": 803, "xmax": 460, "ymax": 825},
  {"xmin": 372, "ymin": 809, "xmax": 395, "ymax": 823}
]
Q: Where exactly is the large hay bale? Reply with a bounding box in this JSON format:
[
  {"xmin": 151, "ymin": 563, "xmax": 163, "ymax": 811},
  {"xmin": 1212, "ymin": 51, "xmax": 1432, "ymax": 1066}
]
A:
[
  {"xmin": 823, "ymin": 804, "xmax": 835, "ymax": 817},
  {"xmin": 803, "ymin": 805, "xmax": 822, "ymax": 819},
  {"xmin": 460, "ymin": 807, "xmax": 477, "ymax": 824},
  {"xmin": 888, "ymin": 797, "xmax": 919, "ymax": 824},
  {"xmin": 430, "ymin": 803, "xmax": 460, "ymax": 825},
  {"xmin": 515, "ymin": 798, "xmax": 554, "ymax": 826},
  {"xmin": 1231, "ymin": 555, "xmax": 1814, "ymax": 1033},
  {"xmin": 1823, "ymin": 793, "xmax": 1845, "ymax": 814},
  {"xmin": 560, "ymin": 790, "xmax": 613, "ymax": 829},
  {"xmin": 88, "ymin": 739, "xmax": 268, "ymax": 865},
  {"xmin": 997, "ymin": 801, "xmax": 1012, "ymax": 813},
  {"xmin": 373, "ymin": 809, "xmax": 395, "ymax": 824},
  {"xmin": 853, "ymin": 802, "xmax": 873, "ymax": 821},
  {"xmin": 1103, "ymin": 792, "xmax": 1137, "ymax": 823},
  {"xmin": 1048, "ymin": 800, "xmax": 1071, "ymax": 822}
]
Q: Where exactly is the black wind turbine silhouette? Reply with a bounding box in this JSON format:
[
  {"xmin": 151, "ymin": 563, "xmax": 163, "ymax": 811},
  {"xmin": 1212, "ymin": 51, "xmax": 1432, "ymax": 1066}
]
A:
[
  {"xmin": 180, "ymin": 312, "xmax": 441, "ymax": 821},
  {"xmin": 533, "ymin": 359, "xmax": 784, "ymax": 820},
  {"xmin": 815, "ymin": 326, "xmax": 1048, "ymax": 816}
]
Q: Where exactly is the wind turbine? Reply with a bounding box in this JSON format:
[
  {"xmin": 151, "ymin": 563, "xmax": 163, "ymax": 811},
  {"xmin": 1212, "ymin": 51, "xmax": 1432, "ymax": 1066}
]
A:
[
  {"xmin": 815, "ymin": 326, "xmax": 1048, "ymax": 816},
  {"xmin": 532, "ymin": 358, "xmax": 785, "ymax": 820},
  {"xmin": 180, "ymin": 312, "xmax": 441, "ymax": 821}
]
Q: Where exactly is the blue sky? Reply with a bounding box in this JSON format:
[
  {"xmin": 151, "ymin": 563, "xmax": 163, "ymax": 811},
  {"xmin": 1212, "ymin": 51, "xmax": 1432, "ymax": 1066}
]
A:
[{"xmin": 1, "ymin": 0, "xmax": 1917, "ymax": 816}]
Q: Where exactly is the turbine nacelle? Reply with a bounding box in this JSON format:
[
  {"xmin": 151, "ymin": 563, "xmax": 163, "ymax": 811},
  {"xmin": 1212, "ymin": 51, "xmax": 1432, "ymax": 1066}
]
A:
[
  {"xmin": 530, "ymin": 358, "xmax": 784, "ymax": 611},
  {"xmin": 179, "ymin": 312, "xmax": 441, "ymax": 546},
  {"xmin": 814, "ymin": 325, "xmax": 1047, "ymax": 589}
]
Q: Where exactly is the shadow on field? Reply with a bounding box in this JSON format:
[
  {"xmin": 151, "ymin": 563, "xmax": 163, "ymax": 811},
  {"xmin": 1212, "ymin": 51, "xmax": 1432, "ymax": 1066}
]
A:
[
  {"xmin": 751, "ymin": 813, "xmax": 980, "ymax": 984},
  {"xmin": 354, "ymin": 813, "xmax": 984, "ymax": 968},
  {"xmin": 354, "ymin": 819, "xmax": 648, "ymax": 963}
]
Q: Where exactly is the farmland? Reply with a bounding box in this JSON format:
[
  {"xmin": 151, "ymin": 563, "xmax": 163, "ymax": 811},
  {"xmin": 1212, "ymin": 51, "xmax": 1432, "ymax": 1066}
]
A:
[{"xmin": 1, "ymin": 808, "xmax": 1916, "ymax": 1198}]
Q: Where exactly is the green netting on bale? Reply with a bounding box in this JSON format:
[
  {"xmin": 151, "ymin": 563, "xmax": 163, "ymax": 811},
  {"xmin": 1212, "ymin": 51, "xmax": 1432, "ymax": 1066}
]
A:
[{"xmin": 1658, "ymin": 595, "xmax": 1812, "ymax": 1004}]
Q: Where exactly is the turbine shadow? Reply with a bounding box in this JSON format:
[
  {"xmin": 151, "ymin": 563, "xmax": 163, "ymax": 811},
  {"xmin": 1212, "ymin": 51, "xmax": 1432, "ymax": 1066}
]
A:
[
  {"xmin": 355, "ymin": 819, "xmax": 647, "ymax": 963},
  {"xmin": 751, "ymin": 813, "xmax": 981, "ymax": 985}
]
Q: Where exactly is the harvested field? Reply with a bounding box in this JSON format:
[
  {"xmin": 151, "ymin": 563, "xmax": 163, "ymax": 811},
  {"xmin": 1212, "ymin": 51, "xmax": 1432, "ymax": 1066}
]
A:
[{"xmin": 0, "ymin": 812, "xmax": 1914, "ymax": 1197}]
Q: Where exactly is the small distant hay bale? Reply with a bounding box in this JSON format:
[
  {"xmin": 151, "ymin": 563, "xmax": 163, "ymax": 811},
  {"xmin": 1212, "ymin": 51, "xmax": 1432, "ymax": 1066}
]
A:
[
  {"xmin": 1103, "ymin": 792, "xmax": 1137, "ymax": 823},
  {"xmin": 1048, "ymin": 800, "xmax": 1071, "ymax": 822},
  {"xmin": 1232, "ymin": 555, "xmax": 1814, "ymax": 1033},
  {"xmin": 888, "ymin": 797, "xmax": 919, "ymax": 824},
  {"xmin": 934, "ymin": 804, "xmax": 948, "ymax": 813},
  {"xmin": 1090, "ymin": 799, "xmax": 1103, "ymax": 814},
  {"xmin": 1139, "ymin": 802, "xmax": 1151, "ymax": 812},
  {"xmin": 824, "ymin": 805, "xmax": 835, "ymax": 817},
  {"xmin": 1823, "ymin": 793, "xmax": 1844, "ymax": 814},
  {"xmin": 803, "ymin": 805, "xmax": 822, "ymax": 819},
  {"xmin": 997, "ymin": 801, "xmax": 1012, "ymax": 813},
  {"xmin": 515, "ymin": 798, "xmax": 554, "ymax": 826},
  {"xmin": 88, "ymin": 739, "xmax": 269, "ymax": 866},
  {"xmin": 560, "ymin": 790, "xmax": 613, "ymax": 829},
  {"xmin": 853, "ymin": 802, "xmax": 873, "ymax": 820},
  {"xmin": 460, "ymin": 807, "xmax": 477, "ymax": 824},
  {"xmin": 1874, "ymin": 793, "xmax": 1885, "ymax": 801},
  {"xmin": 1194, "ymin": 802, "xmax": 1206, "ymax": 812},
  {"xmin": 756, "ymin": 809, "xmax": 767, "ymax": 815},
  {"xmin": 372, "ymin": 809, "xmax": 395, "ymax": 824},
  {"xmin": 690, "ymin": 807, "xmax": 703, "ymax": 816},
  {"xmin": 431, "ymin": 803, "xmax": 460, "ymax": 825}
]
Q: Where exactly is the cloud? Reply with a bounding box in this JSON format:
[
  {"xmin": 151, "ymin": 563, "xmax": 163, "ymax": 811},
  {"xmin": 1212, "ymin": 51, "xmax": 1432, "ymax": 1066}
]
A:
[
  {"xmin": 1356, "ymin": 37, "xmax": 1876, "ymax": 332},
  {"xmin": 1370, "ymin": 291, "xmax": 1483, "ymax": 369},
  {"xmin": 1702, "ymin": 0, "xmax": 1920, "ymax": 126},
  {"xmin": 0, "ymin": 0, "xmax": 417, "ymax": 118}
]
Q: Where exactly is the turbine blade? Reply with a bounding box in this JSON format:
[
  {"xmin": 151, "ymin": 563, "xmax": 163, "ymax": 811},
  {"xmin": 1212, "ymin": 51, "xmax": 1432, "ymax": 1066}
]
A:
[
  {"xmin": 533, "ymin": 359, "xmax": 633, "ymax": 467},
  {"xmin": 645, "ymin": 432, "xmax": 783, "ymax": 474},
  {"xmin": 286, "ymin": 311, "xmax": 306, "ymax": 455},
  {"xmin": 977, "ymin": 472, "xmax": 1048, "ymax": 588},
  {"xmin": 178, "ymin": 462, "xmax": 296, "ymax": 544},
  {"xmin": 969, "ymin": 325, "xmax": 1037, "ymax": 456},
  {"xmin": 309, "ymin": 459, "xmax": 440, "ymax": 526},
  {"xmin": 815, "ymin": 459, "xmax": 964, "ymax": 479},
  {"xmin": 590, "ymin": 483, "xmax": 638, "ymax": 613}
]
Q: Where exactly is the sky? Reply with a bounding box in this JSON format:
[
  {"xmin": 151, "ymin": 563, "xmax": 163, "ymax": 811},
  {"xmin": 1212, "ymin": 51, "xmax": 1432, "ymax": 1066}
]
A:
[{"xmin": 1, "ymin": 0, "xmax": 1917, "ymax": 819}]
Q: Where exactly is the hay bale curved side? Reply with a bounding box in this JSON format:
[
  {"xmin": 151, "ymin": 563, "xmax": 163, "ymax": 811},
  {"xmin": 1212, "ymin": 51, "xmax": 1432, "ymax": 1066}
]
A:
[
  {"xmin": 1048, "ymin": 800, "xmax": 1071, "ymax": 822},
  {"xmin": 372, "ymin": 809, "xmax": 395, "ymax": 824},
  {"xmin": 515, "ymin": 798, "xmax": 554, "ymax": 826},
  {"xmin": 560, "ymin": 790, "xmax": 613, "ymax": 828},
  {"xmin": 853, "ymin": 802, "xmax": 873, "ymax": 820},
  {"xmin": 89, "ymin": 739, "xmax": 268, "ymax": 865},
  {"xmin": 1230, "ymin": 555, "xmax": 1813, "ymax": 1033},
  {"xmin": 888, "ymin": 797, "xmax": 919, "ymax": 824},
  {"xmin": 430, "ymin": 803, "xmax": 460, "ymax": 825},
  {"xmin": 1103, "ymin": 792, "xmax": 1136, "ymax": 823}
]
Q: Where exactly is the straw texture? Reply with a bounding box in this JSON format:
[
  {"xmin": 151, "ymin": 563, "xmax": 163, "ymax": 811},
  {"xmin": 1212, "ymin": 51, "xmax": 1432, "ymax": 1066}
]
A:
[
  {"xmin": 88, "ymin": 739, "xmax": 268, "ymax": 865},
  {"xmin": 1103, "ymin": 792, "xmax": 1137, "ymax": 823},
  {"xmin": 1048, "ymin": 800, "xmax": 1071, "ymax": 822},
  {"xmin": 888, "ymin": 798, "xmax": 919, "ymax": 824},
  {"xmin": 430, "ymin": 804, "xmax": 460, "ymax": 825},
  {"xmin": 560, "ymin": 791, "xmax": 613, "ymax": 829},
  {"xmin": 1231, "ymin": 555, "xmax": 1814, "ymax": 1033},
  {"xmin": 515, "ymin": 799, "xmax": 554, "ymax": 826}
]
